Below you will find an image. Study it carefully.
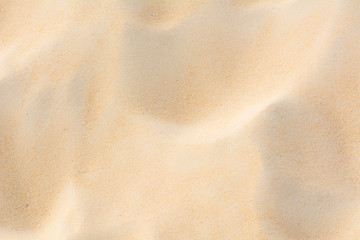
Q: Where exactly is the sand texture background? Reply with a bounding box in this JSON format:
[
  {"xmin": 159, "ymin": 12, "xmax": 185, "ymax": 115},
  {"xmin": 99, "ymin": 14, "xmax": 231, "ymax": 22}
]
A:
[{"xmin": 1, "ymin": 0, "xmax": 360, "ymax": 239}]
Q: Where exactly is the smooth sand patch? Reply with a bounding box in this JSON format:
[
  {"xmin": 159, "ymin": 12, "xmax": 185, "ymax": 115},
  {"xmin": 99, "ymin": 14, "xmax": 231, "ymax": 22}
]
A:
[{"xmin": 1, "ymin": 0, "xmax": 360, "ymax": 239}]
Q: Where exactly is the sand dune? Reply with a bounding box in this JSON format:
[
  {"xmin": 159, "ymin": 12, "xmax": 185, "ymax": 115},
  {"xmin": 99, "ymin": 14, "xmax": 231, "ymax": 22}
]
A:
[{"xmin": 1, "ymin": 0, "xmax": 360, "ymax": 239}]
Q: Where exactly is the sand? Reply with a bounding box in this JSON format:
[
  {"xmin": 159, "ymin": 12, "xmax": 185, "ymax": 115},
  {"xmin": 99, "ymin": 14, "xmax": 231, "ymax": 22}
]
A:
[{"xmin": 1, "ymin": 0, "xmax": 360, "ymax": 239}]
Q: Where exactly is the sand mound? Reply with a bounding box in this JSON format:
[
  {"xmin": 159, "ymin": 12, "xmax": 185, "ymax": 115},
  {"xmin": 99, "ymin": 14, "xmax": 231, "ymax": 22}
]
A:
[{"xmin": 1, "ymin": 0, "xmax": 360, "ymax": 239}]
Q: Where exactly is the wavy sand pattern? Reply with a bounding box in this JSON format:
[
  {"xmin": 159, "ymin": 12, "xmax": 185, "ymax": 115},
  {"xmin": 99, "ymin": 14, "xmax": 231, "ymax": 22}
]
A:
[{"xmin": 1, "ymin": 0, "xmax": 360, "ymax": 239}]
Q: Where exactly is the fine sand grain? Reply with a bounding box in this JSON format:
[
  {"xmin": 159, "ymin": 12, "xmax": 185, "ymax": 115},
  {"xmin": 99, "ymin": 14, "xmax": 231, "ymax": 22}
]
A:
[{"xmin": 1, "ymin": 0, "xmax": 360, "ymax": 239}]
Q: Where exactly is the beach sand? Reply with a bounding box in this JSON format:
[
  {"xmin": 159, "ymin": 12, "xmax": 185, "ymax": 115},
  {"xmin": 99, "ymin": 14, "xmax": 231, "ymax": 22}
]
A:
[{"xmin": 1, "ymin": 0, "xmax": 360, "ymax": 239}]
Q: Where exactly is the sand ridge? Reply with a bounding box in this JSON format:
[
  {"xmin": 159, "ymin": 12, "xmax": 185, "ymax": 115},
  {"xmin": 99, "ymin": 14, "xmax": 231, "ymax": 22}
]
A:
[{"xmin": 1, "ymin": 0, "xmax": 360, "ymax": 239}]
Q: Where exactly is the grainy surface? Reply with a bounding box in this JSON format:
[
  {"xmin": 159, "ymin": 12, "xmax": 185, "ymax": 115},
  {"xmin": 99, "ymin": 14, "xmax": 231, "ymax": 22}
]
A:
[{"xmin": 1, "ymin": 0, "xmax": 360, "ymax": 239}]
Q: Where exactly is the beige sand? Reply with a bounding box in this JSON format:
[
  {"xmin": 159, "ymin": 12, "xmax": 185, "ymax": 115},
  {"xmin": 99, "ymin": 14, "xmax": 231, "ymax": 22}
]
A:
[{"xmin": 1, "ymin": 0, "xmax": 360, "ymax": 239}]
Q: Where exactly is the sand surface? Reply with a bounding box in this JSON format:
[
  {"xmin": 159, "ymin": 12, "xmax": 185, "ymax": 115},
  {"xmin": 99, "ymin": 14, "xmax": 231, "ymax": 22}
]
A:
[{"xmin": 1, "ymin": 0, "xmax": 360, "ymax": 239}]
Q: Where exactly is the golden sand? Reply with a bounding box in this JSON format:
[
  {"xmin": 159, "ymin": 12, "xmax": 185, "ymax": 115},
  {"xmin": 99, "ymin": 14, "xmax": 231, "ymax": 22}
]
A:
[{"xmin": 1, "ymin": 0, "xmax": 360, "ymax": 239}]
